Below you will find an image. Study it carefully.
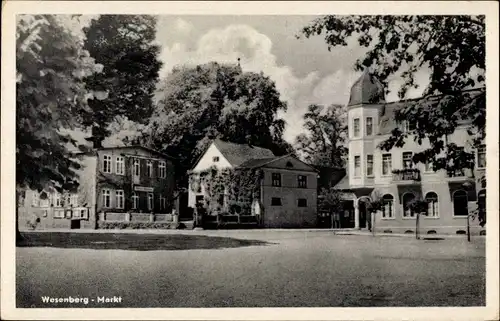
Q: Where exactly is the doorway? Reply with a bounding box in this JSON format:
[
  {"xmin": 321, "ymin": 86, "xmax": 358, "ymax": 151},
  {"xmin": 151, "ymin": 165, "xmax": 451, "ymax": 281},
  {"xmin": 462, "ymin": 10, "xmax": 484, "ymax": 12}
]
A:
[
  {"xmin": 70, "ymin": 219, "xmax": 81, "ymax": 229},
  {"xmin": 358, "ymin": 199, "xmax": 368, "ymax": 229}
]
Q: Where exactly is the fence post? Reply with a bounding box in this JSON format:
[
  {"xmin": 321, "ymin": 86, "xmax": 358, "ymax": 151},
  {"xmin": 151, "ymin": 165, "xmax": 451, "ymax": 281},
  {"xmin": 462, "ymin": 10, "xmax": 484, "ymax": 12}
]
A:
[
  {"xmin": 150, "ymin": 213, "xmax": 154, "ymax": 223},
  {"xmin": 125, "ymin": 212, "xmax": 131, "ymax": 222}
]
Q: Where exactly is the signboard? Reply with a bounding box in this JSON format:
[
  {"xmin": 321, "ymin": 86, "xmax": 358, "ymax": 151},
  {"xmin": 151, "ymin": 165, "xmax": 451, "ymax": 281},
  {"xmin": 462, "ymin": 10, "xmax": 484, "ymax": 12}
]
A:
[{"xmin": 134, "ymin": 186, "xmax": 154, "ymax": 192}]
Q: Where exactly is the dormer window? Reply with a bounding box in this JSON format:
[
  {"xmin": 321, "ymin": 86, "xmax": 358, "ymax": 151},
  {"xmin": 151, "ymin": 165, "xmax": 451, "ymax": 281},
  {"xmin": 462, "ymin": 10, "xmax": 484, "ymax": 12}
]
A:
[
  {"xmin": 213, "ymin": 156, "xmax": 220, "ymax": 162},
  {"xmin": 286, "ymin": 161, "xmax": 293, "ymax": 168}
]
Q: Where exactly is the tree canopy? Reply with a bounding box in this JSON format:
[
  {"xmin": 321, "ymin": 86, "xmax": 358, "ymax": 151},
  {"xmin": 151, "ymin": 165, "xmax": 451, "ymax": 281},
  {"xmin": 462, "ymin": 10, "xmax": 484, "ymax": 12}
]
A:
[
  {"xmin": 295, "ymin": 104, "xmax": 348, "ymax": 168},
  {"xmin": 16, "ymin": 15, "xmax": 101, "ymax": 192},
  {"xmin": 143, "ymin": 62, "xmax": 291, "ymax": 178},
  {"xmin": 299, "ymin": 15, "xmax": 485, "ymax": 173},
  {"xmin": 83, "ymin": 15, "xmax": 162, "ymax": 146}
]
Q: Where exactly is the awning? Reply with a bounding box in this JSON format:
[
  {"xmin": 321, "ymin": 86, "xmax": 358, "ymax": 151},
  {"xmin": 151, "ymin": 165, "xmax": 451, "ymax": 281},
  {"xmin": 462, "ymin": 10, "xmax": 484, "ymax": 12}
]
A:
[
  {"xmin": 448, "ymin": 181, "xmax": 477, "ymax": 202},
  {"xmin": 396, "ymin": 185, "xmax": 423, "ymax": 204}
]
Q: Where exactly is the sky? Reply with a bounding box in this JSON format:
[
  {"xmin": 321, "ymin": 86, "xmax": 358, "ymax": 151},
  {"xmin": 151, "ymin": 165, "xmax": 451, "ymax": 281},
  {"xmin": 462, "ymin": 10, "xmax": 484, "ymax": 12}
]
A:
[{"xmin": 70, "ymin": 15, "xmax": 430, "ymax": 144}]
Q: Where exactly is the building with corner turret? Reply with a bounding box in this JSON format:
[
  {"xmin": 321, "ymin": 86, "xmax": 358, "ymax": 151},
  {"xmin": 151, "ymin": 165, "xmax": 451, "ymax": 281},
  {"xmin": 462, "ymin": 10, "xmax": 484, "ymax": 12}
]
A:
[{"xmin": 335, "ymin": 70, "xmax": 486, "ymax": 235}]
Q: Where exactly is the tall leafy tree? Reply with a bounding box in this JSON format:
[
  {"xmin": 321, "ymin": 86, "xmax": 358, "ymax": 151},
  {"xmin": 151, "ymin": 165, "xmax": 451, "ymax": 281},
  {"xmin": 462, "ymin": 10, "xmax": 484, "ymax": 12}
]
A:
[
  {"xmin": 143, "ymin": 62, "xmax": 290, "ymax": 180},
  {"xmin": 295, "ymin": 104, "xmax": 348, "ymax": 168},
  {"xmin": 83, "ymin": 15, "xmax": 162, "ymax": 146},
  {"xmin": 300, "ymin": 15, "xmax": 486, "ymax": 226},
  {"xmin": 16, "ymin": 15, "xmax": 102, "ymax": 240},
  {"xmin": 299, "ymin": 15, "xmax": 485, "ymax": 171}
]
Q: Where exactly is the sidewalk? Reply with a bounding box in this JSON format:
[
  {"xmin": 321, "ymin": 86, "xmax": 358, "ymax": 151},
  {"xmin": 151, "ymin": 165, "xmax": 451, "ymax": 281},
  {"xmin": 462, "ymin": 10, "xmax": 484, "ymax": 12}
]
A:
[{"xmin": 19, "ymin": 227, "xmax": 484, "ymax": 239}]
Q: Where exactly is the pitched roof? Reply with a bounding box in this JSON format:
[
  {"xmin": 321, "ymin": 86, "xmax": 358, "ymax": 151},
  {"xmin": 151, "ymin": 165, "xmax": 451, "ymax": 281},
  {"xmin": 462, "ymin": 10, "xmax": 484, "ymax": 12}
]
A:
[
  {"xmin": 238, "ymin": 157, "xmax": 278, "ymax": 169},
  {"xmin": 378, "ymin": 87, "xmax": 484, "ymax": 135},
  {"xmin": 98, "ymin": 145, "xmax": 176, "ymax": 160},
  {"xmin": 213, "ymin": 139, "xmax": 275, "ymax": 167},
  {"xmin": 348, "ymin": 70, "xmax": 386, "ymax": 107}
]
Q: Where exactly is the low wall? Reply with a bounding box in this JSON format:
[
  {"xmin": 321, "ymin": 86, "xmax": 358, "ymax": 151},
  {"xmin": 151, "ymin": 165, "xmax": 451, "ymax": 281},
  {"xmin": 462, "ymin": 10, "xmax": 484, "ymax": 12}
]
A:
[{"xmin": 99, "ymin": 212, "xmax": 176, "ymax": 223}]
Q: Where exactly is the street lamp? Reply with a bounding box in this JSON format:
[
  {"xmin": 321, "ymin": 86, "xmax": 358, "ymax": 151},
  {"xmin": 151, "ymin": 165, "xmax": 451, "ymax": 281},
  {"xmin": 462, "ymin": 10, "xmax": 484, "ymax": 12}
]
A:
[{"xmin": 462, "ymin": 181, "xmax": 473, "ymax": 242}]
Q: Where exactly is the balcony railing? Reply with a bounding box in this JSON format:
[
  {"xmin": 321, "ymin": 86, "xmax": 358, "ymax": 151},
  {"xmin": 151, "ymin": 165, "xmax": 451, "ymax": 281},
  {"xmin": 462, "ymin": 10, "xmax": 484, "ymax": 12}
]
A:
[{"xmin": 392, "ymin": 169, "xmax": 421, "ymax": 182}]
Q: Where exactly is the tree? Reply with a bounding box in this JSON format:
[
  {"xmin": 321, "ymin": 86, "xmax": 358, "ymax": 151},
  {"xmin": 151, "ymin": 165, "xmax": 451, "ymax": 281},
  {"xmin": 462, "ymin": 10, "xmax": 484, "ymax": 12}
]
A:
[
  {"xmin": 16, "ymin": 15, "xmax": 102, "ymax": 241},
  {"xmin": 295, "ymin": 104, "xmax": 348, "ymax": 168},
  {"xmin": 83, "ymin": 15, "xmax": 162, "ymax": 146},
  {"xmin": 143, "ymin": 62, "xmax": 289, "ymax": 181},
  {"xmin": 365, "ymin": 190, "xmax": 385, "ymax": 236},
  {"xmin": 318, "ymin": 187, "xmax": 344, "ymax": 228},
  {"xmin": 299, "ymin": 15, "xmax": 485, "ymax": 174},
  {"xmin": 408, "ymin": 197, "xmax": 429, "ymax": 239}
]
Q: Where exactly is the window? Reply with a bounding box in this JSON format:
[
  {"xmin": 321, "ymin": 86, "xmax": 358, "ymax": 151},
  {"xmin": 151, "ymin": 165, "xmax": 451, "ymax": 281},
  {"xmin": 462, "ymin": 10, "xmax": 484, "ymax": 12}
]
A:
[
  {"xmin": 353, "ymin": 118, "xmax": 360, "ymax": 137},
  {"xmin": 402, "ymin": 193, "xmax": 416, "ymax": 218},
  {"xmin": 39, "ymin": 191, "xmax": 50, "ymax": 207},
  {"xmin": 366, "ymin": 117, "xmax": 373, "ymax": 136},
  {"xmin": 382, "ymin": 154, "xmax": 392, "ymax": 176},
  {"xmin": 297, "ymin": 175, "xmax": 307, "ymax": 188},
  {"xmin": 271, "ymin": 197, "xmax": 282, "ymax": 206},
  {"xmin": 212, "ymin": 156, "xmax": 220, "ymax": 162},
  {"xmin": 477, "ymin": 145, "xmax": 486, "ymax": 168},
  {"xmin": 116, "ymin": 190, "xmax": 124, "ymax": 209},
  {"xmin": 133, "ymin": 158, "xmax": 140, "ymax": 176},
  {"xmin": 354, "ymin": 156, "xmax": 361, "ymax": 177},
  {"xmin": 147, "ymin": 160, "xmax": 153, "ymax": 178},
  {"xmin": 453, "ymin": 190, "xmax": 468, "ymax": 216},
  {"xmin": 69, "ymin": 194, "xmax": 78, "ymax": 207},
  {"xmin": 286, "ymin": 161, "xmax": 294, "ymax": 168},
  {"xmin": 53, "ymin": 209, "xmax": 65, "ymax": 218},
  {"xmin": 103, "ymin": 155, "xmax": 112, "ymax": 173},
  {"xmin": 147, "ymin": 193, "xmax": 154, "ymax": 211},
  {"xmin": 53, "ymin": 193, "xmax": 62, "ymax": 207},
  {"xmin": 272, "ymin": 173, "xmax": 281, "ymax": 187},
  {"xmin": 159, "ymin": 161, "xmax": 166, "ymax": 178},
  {"xmin": 478, "ymin": 189, "xmax": 486, "ymax": 216},
  {"xmin": 160, "ymin": 195, "xmax": 166, "ymax": 211},
  {"xmin": 366, "ymin": 155, "xmax": 374, "ymax": 177},
  {"xmin": 401, "ymin": 120, "xmax": 416, "ymax": 132},
  {"xmin": 102, "ymin": 189, "xmax": 111, "ymax": 208},
  {"xmin": 402, "ymin": 152, "xmax": 413, "ymax": 169},
  {"xmin": 132, "ymin": 192, "xmax": 139, "ymax": 209},
  {"xmin": 382, "ymin": 194, "xmax": 394, "ymax": 218},
  {"xmin": 424, "ymin": 161, "xmax": 433, "ymax": 172},
  {"xmin": 298, "ymin": 198, "xmax": 307, "ymax": 207},
  {"xmin": 31, "ymin": 191, "xmax": 39, "ymax": 207},
  {"xmin": 425, "ymin": 192, "xmax": 439, "ymax": 217},
  {"xmin": 115, "ymin": 156, "xmax": 124, "ymax": 175}
]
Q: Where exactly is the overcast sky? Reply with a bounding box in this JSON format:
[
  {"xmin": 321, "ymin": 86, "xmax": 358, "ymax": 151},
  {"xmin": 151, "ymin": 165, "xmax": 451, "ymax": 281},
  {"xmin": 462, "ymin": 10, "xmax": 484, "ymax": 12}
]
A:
[{"xmin": 72, "ymin": 15, "xmax": 430, "ymax": 143}]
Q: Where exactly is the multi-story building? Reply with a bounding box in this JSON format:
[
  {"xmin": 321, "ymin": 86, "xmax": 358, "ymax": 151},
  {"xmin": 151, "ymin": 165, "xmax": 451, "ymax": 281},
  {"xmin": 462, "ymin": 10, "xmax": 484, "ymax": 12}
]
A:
[
  {"xmin": 337, "ymin": 70, "xmax": 486, "ymax": 235},
  {"xmin": 189, "ymin": 139, "xmax": 318, "ymax": 228},
  {"xmin": 18, "ymin": 146, "xmax": 176, "ymax": 230}
]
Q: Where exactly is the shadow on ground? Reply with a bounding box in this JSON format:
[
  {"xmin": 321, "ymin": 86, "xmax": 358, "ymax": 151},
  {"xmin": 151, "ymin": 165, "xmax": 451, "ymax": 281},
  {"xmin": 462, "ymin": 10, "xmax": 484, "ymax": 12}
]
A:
[{"xmin": 17, "ymin": 232, "xmax": 271, "ymax": 251}]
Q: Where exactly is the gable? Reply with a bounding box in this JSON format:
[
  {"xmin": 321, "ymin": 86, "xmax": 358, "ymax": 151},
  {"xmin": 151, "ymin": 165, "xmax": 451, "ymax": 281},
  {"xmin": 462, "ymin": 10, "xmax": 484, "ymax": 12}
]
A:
[
  {"xmin": 261, "ymin": 155, "xmax": 317, "ymax": 172},
  {"xmin": 192, "ymin": 143, "xmax": 233, "ymax": 171}
]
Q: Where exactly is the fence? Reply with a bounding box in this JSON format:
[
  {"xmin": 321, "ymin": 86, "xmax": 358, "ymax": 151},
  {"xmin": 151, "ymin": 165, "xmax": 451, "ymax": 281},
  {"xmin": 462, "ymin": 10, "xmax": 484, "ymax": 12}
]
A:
[{"xmin": 99, "ymin": 212, "xmax": 177, "ymax": 223}]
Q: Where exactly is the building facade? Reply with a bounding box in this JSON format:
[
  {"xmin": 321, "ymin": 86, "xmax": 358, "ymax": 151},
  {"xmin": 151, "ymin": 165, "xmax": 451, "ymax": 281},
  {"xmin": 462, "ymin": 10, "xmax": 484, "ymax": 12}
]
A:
[
  {"xmin": 339, "ymin": 71, "xmax": 486, "ymax": 235},
  {"xmin": 189, "ymin": 139, "xmax": 318, "ymax": 228},
  {"xmin": 18, "ymin": 146, "xmax": 176, "ymax": 230}
]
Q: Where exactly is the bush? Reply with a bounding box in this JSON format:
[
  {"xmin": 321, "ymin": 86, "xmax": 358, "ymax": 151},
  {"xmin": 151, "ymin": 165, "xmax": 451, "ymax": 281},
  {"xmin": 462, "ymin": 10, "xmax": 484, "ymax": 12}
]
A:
[{"xmin": 98, "ymin": 221, "xmax": 175, "ymax": 230}]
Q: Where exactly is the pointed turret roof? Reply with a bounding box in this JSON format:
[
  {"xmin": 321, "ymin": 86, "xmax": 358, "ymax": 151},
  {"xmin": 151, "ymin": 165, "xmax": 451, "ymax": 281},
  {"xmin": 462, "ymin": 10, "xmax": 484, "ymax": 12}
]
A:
[{"xmin": 348, "ymin": 69, "xmax": 386, "ymax": 106}]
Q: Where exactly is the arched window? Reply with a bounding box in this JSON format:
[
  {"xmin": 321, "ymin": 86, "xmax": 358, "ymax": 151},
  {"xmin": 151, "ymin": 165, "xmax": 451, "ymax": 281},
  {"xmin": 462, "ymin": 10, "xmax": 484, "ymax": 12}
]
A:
[
  {"xmin": 382, "ymin": 194, "xmax": 394, "ymax": 218},
  {"xmin": 453, "ymin": 190, "xmax": 468, "ymax": 216},
  {"xmin": 402, "ymin": 193, "xmax": 416, "ymax": 218},
  {"xmin": 425, "ymin": 192, "xmax": 439, "ymax": 217}
]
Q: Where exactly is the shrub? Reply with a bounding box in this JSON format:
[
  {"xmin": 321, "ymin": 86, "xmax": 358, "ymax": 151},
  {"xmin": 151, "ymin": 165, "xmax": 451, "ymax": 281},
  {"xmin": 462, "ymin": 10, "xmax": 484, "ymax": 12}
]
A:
[
  {"xmin": 98, "ymin": 221, "xmax": 174, "ymax": 229},
  {"xmin": 456, "ymin": 230, "xmax": 466, "ymax": 235},
  {"xmin": 480, "ymin": 230, "xmax": 486, "ymax": 236},
  {"xmin": 427, "ymin": 230, "xmax": 437, "ymax": 234},
  {"xmin": 404, "ymin": 230, "xmax": 414, "ymax": 234}
]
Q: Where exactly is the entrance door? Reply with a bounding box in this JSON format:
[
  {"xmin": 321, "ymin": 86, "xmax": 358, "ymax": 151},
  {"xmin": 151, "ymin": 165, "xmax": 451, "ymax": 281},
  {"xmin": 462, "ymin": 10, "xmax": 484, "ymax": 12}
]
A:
[
  {"xmin": 70, "ymin": 219, "xmax": 81, "ymax": 229},
  {"xmin": 358, "ymin": 201, "xmax": 367, "ymax": 229}
]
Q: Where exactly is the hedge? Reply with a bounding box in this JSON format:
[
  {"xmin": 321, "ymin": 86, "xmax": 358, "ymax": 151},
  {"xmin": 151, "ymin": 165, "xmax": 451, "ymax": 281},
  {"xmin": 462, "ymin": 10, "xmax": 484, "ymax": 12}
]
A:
[{"xmin": 98, "ymin": 221, "xmax": 187, "ymax": 230}]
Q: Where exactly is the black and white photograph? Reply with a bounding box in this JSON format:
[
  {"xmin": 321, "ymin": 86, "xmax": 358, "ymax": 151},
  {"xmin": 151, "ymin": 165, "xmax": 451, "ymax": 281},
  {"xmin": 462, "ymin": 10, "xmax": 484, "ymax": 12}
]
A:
[{"xmin": 1, "ymin": 1, "xmax": 499, "ymax": 320}]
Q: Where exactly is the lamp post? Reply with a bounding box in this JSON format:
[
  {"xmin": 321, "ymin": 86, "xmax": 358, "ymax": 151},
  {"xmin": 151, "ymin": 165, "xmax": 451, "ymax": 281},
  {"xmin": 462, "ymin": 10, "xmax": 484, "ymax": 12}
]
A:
[{"xmin": 462, "ymin": 181, "xmax": 473, "ymax": 242}]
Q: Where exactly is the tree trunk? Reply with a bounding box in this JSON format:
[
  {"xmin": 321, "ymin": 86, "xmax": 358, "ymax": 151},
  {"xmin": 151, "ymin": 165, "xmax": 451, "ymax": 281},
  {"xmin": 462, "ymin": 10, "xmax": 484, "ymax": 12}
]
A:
[
  {"xmin": 372, "ymin": 211, "xmax": 376, "ymax": 236},
  {"xmin": 416, "ymin": 212, "xmax": 420, "ymax": 240},
  {"xmin": 16, "ymin": 188, "xmax": 23, "ymax": 244},
  {"xmin": 467, "ymin": 214, "xmax": 471, "ymax": 242}
]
